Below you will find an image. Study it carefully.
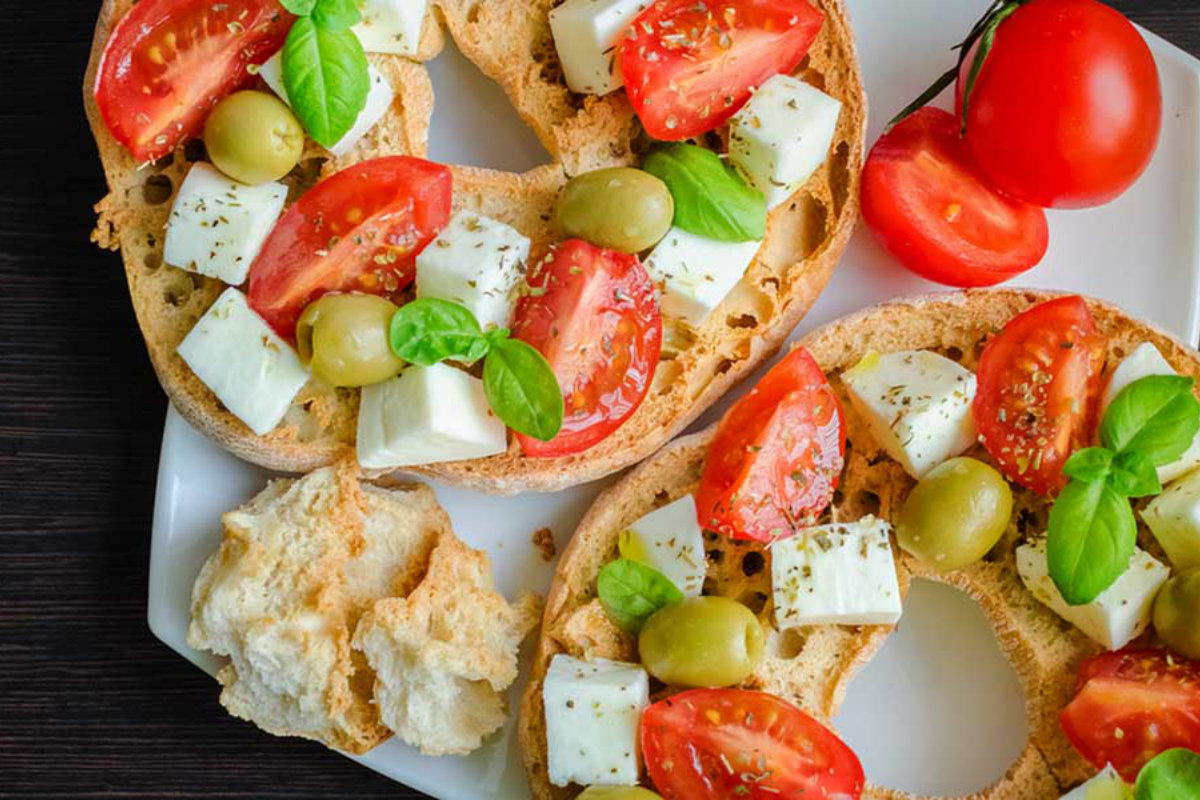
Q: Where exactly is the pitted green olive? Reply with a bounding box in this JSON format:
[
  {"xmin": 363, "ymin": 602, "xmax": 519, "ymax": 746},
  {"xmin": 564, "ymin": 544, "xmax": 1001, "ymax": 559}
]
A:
[
  {"xmin": 578, "ymin": 787, "xmax": 663, "ymax": 800},
  {"xmin": 638, "ymin": 596, "xmax": 765, "ymax": 688},
  {"xmin": 204, "ymin": 90, "xmax": 304, "ymax": 184},
  {"xmin": 557, "ymin": 167, "xmax": 674, "ymax": 253},
  {"xmin": 1154, "ymin": 569, "xmax": 1200, "ymax": 660},
  {"xmin": 296, "ymin": 294, "xmax": 404, "ymax": 387}
]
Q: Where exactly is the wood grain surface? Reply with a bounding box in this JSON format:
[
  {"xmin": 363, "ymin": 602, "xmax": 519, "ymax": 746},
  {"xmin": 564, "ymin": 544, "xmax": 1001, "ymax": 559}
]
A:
[{"xmin": 1, "ymin": 1, "xmax": 1197, "ymax": 798}]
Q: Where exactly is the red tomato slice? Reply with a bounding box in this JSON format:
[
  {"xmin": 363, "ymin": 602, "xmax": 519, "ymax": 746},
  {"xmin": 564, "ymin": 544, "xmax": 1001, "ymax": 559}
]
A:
[
  {"xmin": 860, "ymin": 107, "xmax": 1049, "ymax": 288},
  {"xmin": 973, "ymin": 296, "xmax": 1106, "ymax": 495},
  {"xmin": 619, "ymin": 0, "xmax": 824, "ymax": 140},
  {"xmin": 697, "ymin": 347, "xmax": 844, "ymax": 542},
  {"xmin": 247, "ymin": 157, "xmax": 452, "ymax": 341},
  {"xmin": 512, "ymin": 239, "xmax": 662, "ymax": 457},
  {"xmin": 94, "ymin": 0, "xmax": 291, "ymax": 163},
  {"xmin": 1061, "ymin": 649, "xmax": 1200, "ymax": 781},
  {"xmin": 642, "ymin": 689, "xmax": 865, "ymax": 800}
]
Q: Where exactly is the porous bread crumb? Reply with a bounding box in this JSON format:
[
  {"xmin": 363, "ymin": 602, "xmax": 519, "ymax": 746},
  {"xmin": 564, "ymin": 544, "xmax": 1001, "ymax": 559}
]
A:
[{"xmin": 532, "ymin": 527, "xmax": 557, "ymax": 562}]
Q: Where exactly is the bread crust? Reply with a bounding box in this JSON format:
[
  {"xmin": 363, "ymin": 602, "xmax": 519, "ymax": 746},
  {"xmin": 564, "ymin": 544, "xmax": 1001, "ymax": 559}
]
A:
[
  {"xmin": 518, "ymin": 288, "xmax": 1200, "ymax": 799},
  {"xmin": 84, "ymin": 0, "xmax": 865, "ymax": 494}
]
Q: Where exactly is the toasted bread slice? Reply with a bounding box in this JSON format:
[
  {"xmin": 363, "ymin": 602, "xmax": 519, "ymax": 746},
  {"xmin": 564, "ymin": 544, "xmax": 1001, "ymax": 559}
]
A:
[
  {"xmin": 84, "ymin": 0, "xmax": 865, "ymax": 494},
  {"xmin": 518, "ymin": 289, "xmax": 1200, "ymax": 799}
]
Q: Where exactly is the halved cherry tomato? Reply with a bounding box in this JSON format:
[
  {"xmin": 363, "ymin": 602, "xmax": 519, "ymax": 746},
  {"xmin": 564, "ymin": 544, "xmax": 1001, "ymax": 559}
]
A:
[
  {"xmin": 974, "ymin": 296, "xmax": 1106, "ymax": 495},
  {"xmin": 512, "ymin": 239, "xmax": 662, "ymax": 458},
  {"xmin": 1061, "ymin": 649, "xmax": 1200, "ymax": 781},
  {"xmin": 247, "ymin": 157, "xmax": 452, "ymax": 341},
  {"xmin": 861, "ymin": 107, "xmax": 1049, "ymax": 288},
  {"xmin": 619, "ymin": 0, "xmax": 824, "ymax": 141},
  {"xmin": 697, "ymin": 347, "xmax": 844, "ymax": 541},
  {"xmin": 642, "ymin": 689, "xmax": 865, "ymax": 800},
  {"xmin": 94, "ymin": 0, "xmax": 291, "ymax": 163}
]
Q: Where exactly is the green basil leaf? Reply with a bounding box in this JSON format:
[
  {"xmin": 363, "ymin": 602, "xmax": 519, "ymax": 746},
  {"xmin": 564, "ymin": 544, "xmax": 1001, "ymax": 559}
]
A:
[
  {"xmin": 1062, "ymin": 447, "xmax": 1113, "ymax": 484},
  {"xmin": 1136, "ymin": 748, "xmax": 1200, "ymax": 800},
  {"xmin": 1101, "ymin": 375, "xmax": 1200, "ymax": 467},
  {"xmin": 482, "ymin": 338, "xmax": 564, "ymax": 441},
  {"xmin": 597, "ymin": 559, "xmax": 684, "ymax": 632},
  {"xmin": 643, "ymin": 143, "xmax": 766, "ymax": 243},
  {"xmin": 281, "ymin": 17, "xmax": 370, "ymax": 148},
  {"xmin": 312, "ymin": 0, "xmax": 362, "ymax": 30},
  {"xmin": 280, "ymin": 0, "xmax": 318, "ymax": 14},
  {"xmin": 389, "ymin": 298, "xmax": 490, "ymax": 366},
  {"xmin": 1110, "ymin": 450, "xmax": 1162, "ymax": 498},
  {"xmin": 1047, "ymin": 478, "xmax": 1137, "ymax": 606}
]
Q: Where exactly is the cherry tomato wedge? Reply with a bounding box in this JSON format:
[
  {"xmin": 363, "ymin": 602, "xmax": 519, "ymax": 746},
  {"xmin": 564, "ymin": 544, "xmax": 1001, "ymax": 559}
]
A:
[
  {"xmin": 619, "ymin": 0, "xmax": 824, "ymax": 141},
  {"xmin": 512, "ymin": 239, "xmax": 662, "ymax": 458},
  {"xmin": 1060, "ymin": 649, "xmax": 1200, "ymax": 781},
  {"xmin": 94, "ymin": 0, "xmax": 291, "ymax": 163},
  {"xmin": 973, "ymin": 296, "xmax": 1106, "ymax": 495},
  {"xmin": 861, "ymin": 107, "xmax": 1049, "ymax": 288},
  {"xmin": 642, "ymin": 688, "xmax": 865, "ymax": 800},
  {"xmin": 247, "ymin": 157, "xmax": 452, "ymax": 341},
  {"xmin": 697, "ymin": 347, "xmax": 845, "ymax": 541}
]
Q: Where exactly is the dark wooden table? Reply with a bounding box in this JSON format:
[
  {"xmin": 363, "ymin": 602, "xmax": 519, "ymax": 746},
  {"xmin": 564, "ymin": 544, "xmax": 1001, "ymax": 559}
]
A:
[{"xmin": 1, "ymin": 1, "xmax": 1198, "ymax": 798}]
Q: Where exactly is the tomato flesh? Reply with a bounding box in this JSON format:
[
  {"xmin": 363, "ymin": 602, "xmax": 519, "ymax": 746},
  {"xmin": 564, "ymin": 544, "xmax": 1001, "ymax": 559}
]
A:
[
  {"xmin": 697, "ymin": 347, "xmax": 845, "ymax": 541},
  {"xmin": 1061, "ymin": 649, "xmax": 1200, "ymax": 781},
  {"xmin": 247, "ymin": 157, "xmax": 452, "ymax": 341},
  {"xmin": 512, "ymin": 239, "xmax": 662, "ymax": 458},
  {"xmin": 973, "ymin": 296, "xmax": 1106, "ymax": 495},
  {"xmin": 94, "ymin": 0, "xmax": 291, "ymax": 163},
  {"xmin": 958, "ymin": 0, "xmax": 1162, "ymax": 208},
  {"xmin": 860, "ymin": 107, "xmax": 1049, "ymax": 288},
  {"xmin": 619, "ymin": 0, "xmax": 824, "ymax": 140},
  {"xmin": 642, "ymin": 688, "xmax": 865, "ymax": 800}
]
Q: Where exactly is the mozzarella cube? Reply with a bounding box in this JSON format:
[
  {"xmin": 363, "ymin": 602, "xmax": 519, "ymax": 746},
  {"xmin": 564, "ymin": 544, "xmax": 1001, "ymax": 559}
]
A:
[
  {"xmin": 842, "ymin": 350, "xmax": 977, "ymax": 479},
  {"xmin": 163, "ymin": 163, "xmax": 286, "ymax": 285},
  {"xmin": 643, "ymin": 227, "xmax": 762, "ymax": 326},
  {"xmin": 353, "ymin": 0, "xmax": 428, "ymax": 57},
  {"xmin": 1016, "ymin": 539, "xmax": 1169, "ymax": 650},
  {"xmin": 1060, "ymin": 765, "xmax": 1128, "ymax": 800},
  {"xmin": 771, "ymin": 516, "xmax": 902, "ymax": 627},
  {"xmin": 415, "ymin": 212, "xmax": 530, "ymax": 330},
  {"xmin": 620, "ymin": 495, "xmax": 706, "ymax": 597},
  {"xmin": 1142, "ymin": 467, "xmax": 1200, "ymax": 571},
  {"xmin": 259, "ymin": 53, "xmax": 394, "ymax": 157},
  {"xmin": 1100, "ymin": 342, "xmax": 1200, "ymax": 483},
  {"xmin": 543, "ymin": 655, "xmax": 649, "ymax": 787},
  {"xmin": 728, "ymin": 74, "xmax": 842, "ymax": 210},
  {"xmin": 177, "ymin": 288, "xmax": 309, "ymax": 436},
  {"xmin": 549, "ymin": 0, "xmax": 650, "ymax": 95},
  {"xmin": 356, "ymin": 363, "xmax": 507, "ymax": 469}
]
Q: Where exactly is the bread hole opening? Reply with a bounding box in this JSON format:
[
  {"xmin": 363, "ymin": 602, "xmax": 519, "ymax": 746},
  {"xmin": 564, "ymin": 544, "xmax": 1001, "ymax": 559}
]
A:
[
  {"xmin": 740, "ymin": 550, "xmax": 765, "ymax": 577},
  {"xmin": 944, "ymin": 345, "xmax": 965, "ymax": 363},
  {"xmin": 164, "ymin": 286, "xmax": 190, "ymax": 307},
  {"xmin": 715, "ymin": 358, "xmax": 734, "ymax": 376},
  {"xmin": 142, "ymin": 174, "xmax": 174, "ymax": 206},
  {"xmin": 183, "ymin": 138, "xmax": 208, "ymax": 163},
  {"xmin": 774, "ymin": 627, "xmax": 806, "ymax": 659},
  {"xmin": 143, "ymin": 252, "xmax": 162, "ymax": 272},
  {"xmin": 738, "ymin": 591, "xmax": 768, "ymax": 615},
  {"xmin": 726, "ymin": 313, "xmax": 759, "ymax": 330},
  {"xmin": 851, "ymin": 490, "xmax": 881, "ymax": 518},
  {"xmin": 466, "ymin": 1, "xmax": 482, "ymax": 24},
  {"xmin": 153, "ymin": 152, "xmax": 175, "ymax": 169},
  {"xmin": 828, "ymin": 142, "xmax": 851, "ymax": 218}
]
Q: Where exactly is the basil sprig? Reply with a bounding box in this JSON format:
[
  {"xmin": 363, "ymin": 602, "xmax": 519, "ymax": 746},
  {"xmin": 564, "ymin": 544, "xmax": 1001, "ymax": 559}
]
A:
[
  {"xmin": 643, "ymin": 143, "xmax": 766, "ymax": 243},
  {"xmin": 280, "ymin": 0, "xmax": 369, "ymax": 149},
  {"xmin": 1048, "ymin": 375, "xmax": 1200, "ymax": 606},
  {"xmin": 597, "ymin": 559, "xmax": 683, "ymax": 633},
  {"xmin": 1136, "ymin": 748, "xmax": 1200, "ymax": 799},
  {"xmin": 388, "ymin": 298, "xmax": 564, "ymax": 442}
]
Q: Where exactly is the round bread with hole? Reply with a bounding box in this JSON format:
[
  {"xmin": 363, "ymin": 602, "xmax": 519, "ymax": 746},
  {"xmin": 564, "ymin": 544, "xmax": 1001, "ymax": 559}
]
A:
[
  {"xmin": 82, "ymin": 0, "xmax": 866, "ymax": 494},
  {"xmin": 517, "ymin": 288, "xmax": 1200, "ymax": 798}
]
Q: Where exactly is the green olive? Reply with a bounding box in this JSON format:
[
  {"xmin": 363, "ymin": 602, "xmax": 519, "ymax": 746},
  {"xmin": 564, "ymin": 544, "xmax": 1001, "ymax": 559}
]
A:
[
  {"xmin": 1154, "ymin": 569, "xmax": 1200, "ymax": 660},
  {"xmin": 638, "ymin": 596, "xmax": 765, "ymax": 688},
  {"xmin": 557, "ymin": 167, "xmax": 674, "ymax": 253},
  {"xmin": 896, "ymin": 457, "xmax": 1013, "ymax": 572},
  {"xmin": 204, "ymin": 90, "xmax": 304, "ymax": 184},
  {"xmin": 578, "ymin": 787, "xmax": 663, "ymax": 800},
  {"xmin": 296, "ymin": 294, "xmax": 404, "ymax": 387}
]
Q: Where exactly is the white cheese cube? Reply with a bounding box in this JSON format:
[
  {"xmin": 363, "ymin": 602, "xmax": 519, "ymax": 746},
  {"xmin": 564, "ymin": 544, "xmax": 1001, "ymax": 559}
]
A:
[
  {"xmin": 259, "ymin": 53, "xmax": 393, "ymax": 157},
  {"xmin": 620, "ymin": 495, "xmax": 706, "ymax": 597},
  {"xmin": 1016, "ymin": 539, "xmax": 1169, "ymax": 650},
  {"xmin": 549, "ymin": 0, "xmax": 650, "ymax": 95},
  {"xmin": 842, "ymin": 350, "xmax": 977, "ymax": 479},
  {"xmin": 643, "ymin": 227, "xmax": 761, "ymax": 327},
  {"xmin": 771, "ymin": 516, "xmax": 903, "ymax": 627},
  {"xmin": 177, "ymin": 288, "xmax": 309, "ymax": 436},
  {"xmin": 352, "ymin": 0, "xmax": 427, "ymax": 57},
  {"xmin": 415, "ymin": 211, "xmax": 530, "ymax": 331},
  {"xmin": 728, "ymin": 75, "xmax": 842, "ymax": 210},
  {"xmin": 1142, "ymin": 467, "xmax": 1200, "ymax": 571},
  {"xmin": 543, "ymin": 655, "xmax": 649, "ymax": 787},
  {"xmin": 356, "ymin": 363, "xmax": 508, "ymax": 469},
  {"xmin": 1060, "ymin": 765, "xmax": 1128, "ymax": 800},
  {"xmin": 1100, "ymin": 342, "xmax": 1200, "ymax": 483},
  {"xmin": 163, "ymin": 163, "xmax": 286, "ymax": 285}
]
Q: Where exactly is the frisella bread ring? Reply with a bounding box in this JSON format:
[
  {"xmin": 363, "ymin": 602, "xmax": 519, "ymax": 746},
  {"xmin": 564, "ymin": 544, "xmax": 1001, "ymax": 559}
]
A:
[{"xmin": 83, "ymin": 0, "xmax": 866, "ymax": 494}]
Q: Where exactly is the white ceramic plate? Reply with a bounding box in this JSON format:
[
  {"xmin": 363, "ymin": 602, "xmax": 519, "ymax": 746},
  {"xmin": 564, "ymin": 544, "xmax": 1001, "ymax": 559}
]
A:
[{"xmin": 147, "ymin": 2, "xmax": 1200, "ymax": 797}]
